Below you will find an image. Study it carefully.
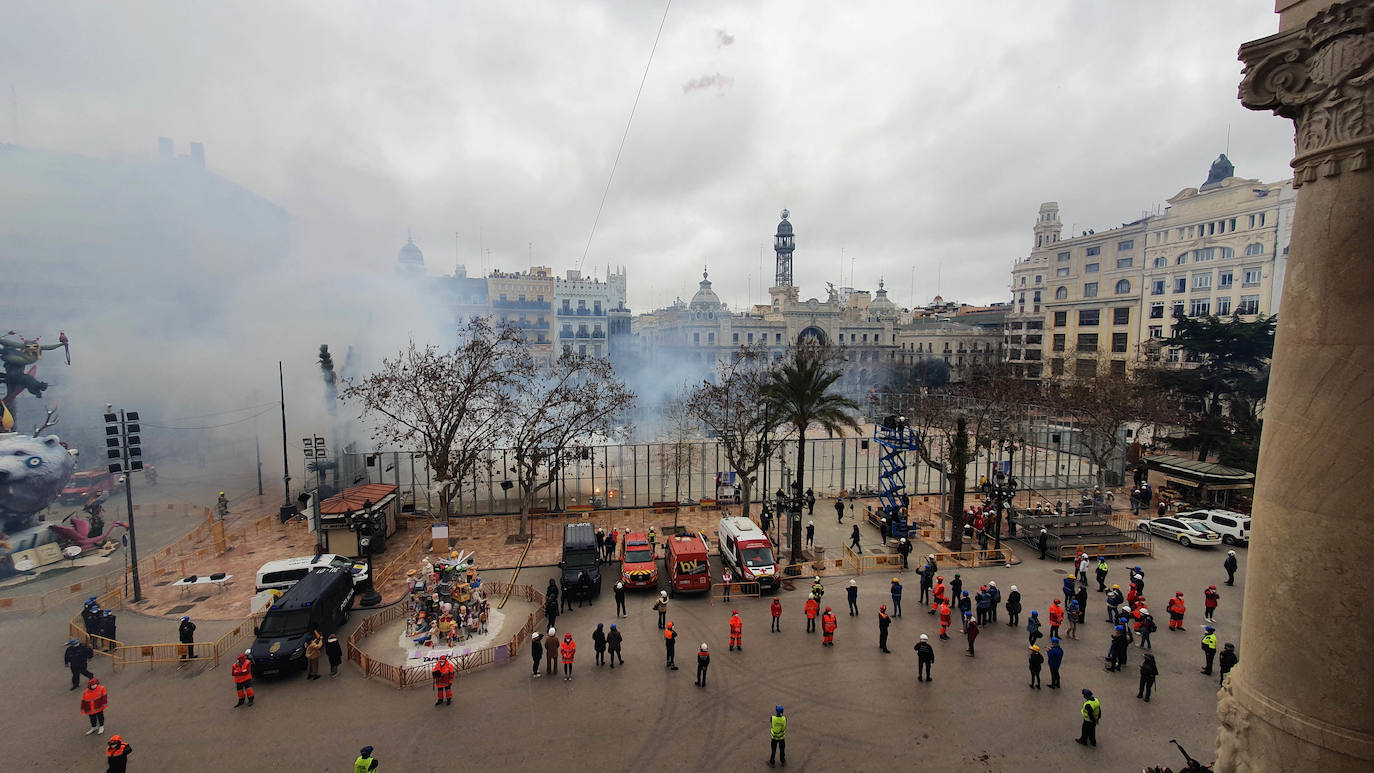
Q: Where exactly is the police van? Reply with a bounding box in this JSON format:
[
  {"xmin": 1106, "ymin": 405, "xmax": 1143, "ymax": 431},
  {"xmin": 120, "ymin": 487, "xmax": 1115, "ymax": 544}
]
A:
[
  {"xmin": 717, "ymin": 516, "xmax": 778, "ymax": 591},
  {"xmin": 248, "ymin": 567, "xmax": 354, "ymax": 676}
]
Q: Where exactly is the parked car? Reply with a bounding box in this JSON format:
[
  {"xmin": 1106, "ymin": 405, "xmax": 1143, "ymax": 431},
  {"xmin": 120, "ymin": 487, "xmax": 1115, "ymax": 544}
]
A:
[
  {"xmin": 248, "ymin": 567, "xmax": 355, "ymax": 677},
  {"xmin": 1177, "ymin": 509, "xmax": 1251, "ymax": 546},
  {"xmin": 1138, "ymin": 516, "xmax": 1222, "ymax": 548},
  {"xmin": 255, "ymin": 553, "xmax": 371, "ymax": 593},
  {"xmin": 619, "ymin": 532, "xmax": 659, "ymax": 589}
]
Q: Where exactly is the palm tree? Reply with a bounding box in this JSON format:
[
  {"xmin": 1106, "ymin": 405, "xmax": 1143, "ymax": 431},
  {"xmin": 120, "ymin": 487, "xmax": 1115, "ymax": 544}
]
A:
[{"xmin": 764, "ymin": 347, "xmax": 861, "ymax": 563}]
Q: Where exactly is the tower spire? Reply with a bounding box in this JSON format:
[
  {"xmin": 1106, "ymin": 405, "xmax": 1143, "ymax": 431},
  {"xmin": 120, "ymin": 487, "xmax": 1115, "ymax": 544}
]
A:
[{"xmin": 773, "ymin": 209, "xmax": 794, "ymax": 288}]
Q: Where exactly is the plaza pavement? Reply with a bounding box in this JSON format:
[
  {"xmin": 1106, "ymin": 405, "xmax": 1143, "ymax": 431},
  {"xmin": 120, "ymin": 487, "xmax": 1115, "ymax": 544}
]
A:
[{"xmin": 0, "ymin": 532, "xmax": 1243, "ymax": 772}]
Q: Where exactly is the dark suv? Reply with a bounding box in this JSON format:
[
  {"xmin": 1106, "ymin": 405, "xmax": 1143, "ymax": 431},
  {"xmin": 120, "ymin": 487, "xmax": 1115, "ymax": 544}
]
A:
[{"xmin": 559, "ymin": 522, "xmax": 602, "ymax": 600}]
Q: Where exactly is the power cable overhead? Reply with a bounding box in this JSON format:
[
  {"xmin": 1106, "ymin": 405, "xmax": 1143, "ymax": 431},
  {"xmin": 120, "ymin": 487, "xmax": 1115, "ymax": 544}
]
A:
[{"xmin": 577, "ymin": 0, "xmax": 671, "ymax": 271}]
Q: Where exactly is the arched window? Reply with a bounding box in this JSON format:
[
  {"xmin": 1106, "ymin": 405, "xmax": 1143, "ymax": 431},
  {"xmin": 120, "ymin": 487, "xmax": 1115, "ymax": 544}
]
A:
[
  {"xmin": 1154, "ymin": 256, "xmax": 1167, "ymax": 268},
  {"xmin": 1115, "ymin": 279, "xmax": 1131, "ymax": 294},
  {"xmin": 1244, "ymin": 243, "xmax": 1262, "ymax": 256},
  {"xmin": 1176, "ymin": 253, "xmax": 1189, "ymax": 265},
  {"xmin": 1055, "ymin": 286, "xmax": 1068, "ymax": 300}
]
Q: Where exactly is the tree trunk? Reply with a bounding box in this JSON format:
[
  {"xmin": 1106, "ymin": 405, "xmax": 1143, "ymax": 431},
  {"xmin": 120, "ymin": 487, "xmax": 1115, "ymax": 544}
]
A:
[
  {"xmin": 737, "ymin": 472, "xmax": 752, "ymax": 521},
  {"xmin": 792, "ymin": 429, "xmax": 807, "ymax": 563},
  {"xmin": 949, "ymin": 416, "xmax": 968, "ymax": 551}
]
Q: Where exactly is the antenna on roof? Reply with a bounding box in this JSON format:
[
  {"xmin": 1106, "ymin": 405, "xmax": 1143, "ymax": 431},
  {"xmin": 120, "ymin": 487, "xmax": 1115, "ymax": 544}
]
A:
[{"xmin": 1226, "ymin": 124, "xmax": 1231, "ymax": 156}]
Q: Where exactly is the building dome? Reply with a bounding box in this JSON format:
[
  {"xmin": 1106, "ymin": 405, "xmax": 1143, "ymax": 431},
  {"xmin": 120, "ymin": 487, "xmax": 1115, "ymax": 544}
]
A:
[
  {"xmin": 397, "ymin": 235, "xmax": 424, "ymax": 272},
  {"xmin": 869, "ymin": 278, "xmax": 899, "ymax": 319},
  {"xmin": 689, "ymin": 267, "xmax": 725, "ymax": 311},
  {"xmin": 776, "ymin": 209, "xmax": 793, "ymax": 236}
]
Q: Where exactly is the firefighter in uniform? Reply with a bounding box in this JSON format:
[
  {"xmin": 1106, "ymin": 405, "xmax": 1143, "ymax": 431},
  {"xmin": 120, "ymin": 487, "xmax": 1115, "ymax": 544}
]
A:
[
  {"xmin": 729, "ymin": 610, "xmax": 743, "ymax": 651},
  {"xmin": 560, "ymin": 632, "xmax": 576, "ymax": 681},
  {"xmin": 432, "ymin": 653, "xmax": 456, "ymax": 705},
  {"xmin": 105, "ymin": 734, "xmax": 132, "ymax": 773},
  {"xmin": 821, "ymin": 607, "xmax": 837, "ymax": 646},
  {"xmin": 80, "ymin": 677, "xmax": 108, "ymax": 735},
  {"xmin": 231, "ymin": 652, "xmax": 254, "ymax": 707}
]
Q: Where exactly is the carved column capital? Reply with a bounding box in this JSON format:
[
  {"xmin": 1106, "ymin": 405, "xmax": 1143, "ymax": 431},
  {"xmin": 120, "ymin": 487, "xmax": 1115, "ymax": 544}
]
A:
[{"xmin": 1239, "ymin": 1, "xmax": 1374, "ymax": 186}]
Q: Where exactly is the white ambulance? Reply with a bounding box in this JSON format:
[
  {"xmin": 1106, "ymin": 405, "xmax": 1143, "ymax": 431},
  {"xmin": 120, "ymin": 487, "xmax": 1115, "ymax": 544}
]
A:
[{"xmin": 717, "ymin": 515, "xmax": 779, "ymax": 591}]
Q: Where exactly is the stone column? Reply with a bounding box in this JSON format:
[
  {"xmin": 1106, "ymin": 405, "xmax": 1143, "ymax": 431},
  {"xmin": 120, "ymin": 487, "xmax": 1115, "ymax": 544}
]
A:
[{"xmin": 1223, "ymin": 2, "xmax": 1374, "ymax": 771}]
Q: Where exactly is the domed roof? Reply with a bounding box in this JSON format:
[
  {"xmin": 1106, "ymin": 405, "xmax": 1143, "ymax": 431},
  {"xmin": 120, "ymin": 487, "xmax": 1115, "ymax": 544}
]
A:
[
  {"xmin": 869, "ymin": 278, "xmax": 899, "ymax": 318},
  {"xmin": 397, "ymin": 235, "xmax": 424, "ymax": 271},
  {"xmin": 689, "ymin": 267, "xmax": 725, "ymax": 311},
  {"xmin": 776, "ymin": 208, "xmax": 793, "ymax": 236}
]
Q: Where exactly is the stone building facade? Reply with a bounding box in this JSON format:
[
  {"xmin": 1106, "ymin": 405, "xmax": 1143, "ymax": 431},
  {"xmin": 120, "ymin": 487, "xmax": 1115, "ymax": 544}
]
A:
[{"xmin": 1006, "ymin": 158, "xmax": 1295, "ymax": 379}]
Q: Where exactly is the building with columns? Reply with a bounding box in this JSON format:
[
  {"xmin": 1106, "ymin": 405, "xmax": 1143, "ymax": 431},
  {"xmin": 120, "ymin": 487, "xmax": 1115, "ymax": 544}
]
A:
[
  {"xmin": 1006, "ymin": 158, "xmax": 1295, "ymax": 379},
  {"xmin": 631, "ymin": 211, "xmax": 899, "ymax": 399}
]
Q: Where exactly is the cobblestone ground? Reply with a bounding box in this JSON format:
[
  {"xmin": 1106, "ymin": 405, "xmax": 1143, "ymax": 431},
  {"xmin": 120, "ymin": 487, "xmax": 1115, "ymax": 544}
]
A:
[{"xmin": 2, "ymin": 533, "xmax": 1243, "ymax": 772}]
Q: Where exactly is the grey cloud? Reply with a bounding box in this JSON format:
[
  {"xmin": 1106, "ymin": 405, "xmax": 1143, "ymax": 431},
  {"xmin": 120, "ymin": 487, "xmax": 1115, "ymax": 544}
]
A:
[
  {"xmin": 717, "ymin": 29, "xmax": 735, "ymax": 47},
  {"xmin": 682, "ymin": 72, "xmax": 736, "ymax": 94}
]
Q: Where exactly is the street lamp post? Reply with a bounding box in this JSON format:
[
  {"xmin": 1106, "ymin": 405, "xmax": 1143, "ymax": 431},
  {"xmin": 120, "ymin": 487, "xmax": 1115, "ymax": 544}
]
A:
[
  {"xmin": 302, "ymin": 436, "xmax": 327, "ymax": 547},
  {"xmin": 104, "ymin": 407, "xmax": 144, "ymax": 602},
  {"xmin": 344, "ymin": 503, "xmax": 383, "ymax": 607}
]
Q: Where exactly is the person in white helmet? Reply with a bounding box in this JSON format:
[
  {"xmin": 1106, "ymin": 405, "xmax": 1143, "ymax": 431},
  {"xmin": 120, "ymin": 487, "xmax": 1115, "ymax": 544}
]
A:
[
  {"xmin": 914, "ymin": 633, "xmax": 935, "ymax": 682},
  {"xmin": 695, "ymin": 642, "xmax": 710, "ymax": 687},
  {"xmin": 544, "ymin": 627, "xmax": 558, "ymax": 676},
  {"xmin": 1223, "ymin": 550, "xmax": 1239, "ymax": 586},
  {"xmin": 653, "ymin": 590, "xmax": 669, "ymax": 629}
]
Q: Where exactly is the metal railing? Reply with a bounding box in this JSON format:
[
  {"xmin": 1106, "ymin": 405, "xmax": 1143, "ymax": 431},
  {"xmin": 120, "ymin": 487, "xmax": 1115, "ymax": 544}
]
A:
[{"xmin": 709, "ymin": 581, "xmax": 761, "ymax": 605}]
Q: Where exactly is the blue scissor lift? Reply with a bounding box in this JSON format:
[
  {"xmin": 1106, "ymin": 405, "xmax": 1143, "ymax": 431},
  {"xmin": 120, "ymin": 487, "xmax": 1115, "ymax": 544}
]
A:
[{"xmin": 875, "ymin": 422, "xmax": 922, "ymax": 539}]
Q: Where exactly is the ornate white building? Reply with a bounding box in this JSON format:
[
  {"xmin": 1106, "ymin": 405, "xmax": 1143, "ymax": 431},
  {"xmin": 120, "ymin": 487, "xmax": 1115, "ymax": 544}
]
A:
[{"xmin": 631, "ymin": 211, "xmax": 900, "ymax": 398}]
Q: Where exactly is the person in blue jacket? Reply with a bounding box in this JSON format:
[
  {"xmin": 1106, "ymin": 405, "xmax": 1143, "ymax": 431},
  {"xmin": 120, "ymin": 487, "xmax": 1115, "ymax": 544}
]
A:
[
  {"xmin": 889, "ymin": 577, "xmax": 903, "ymax": 617},
  {"xmin": 1027, "ymin": 610, "xmax": 1043, "ymax": 647},
  {"xmin": 846, "ymin": 580, "xmax": 859, "ymax": 616},
  {"xmin": 975, "ymin": 587, "xmax": 991, "ymax": 625},
  {"xmin": 1047, "ymin": 636, "xmax": 1065, "ymax": 689},
  {"xmin": 957, "ymin": 591, "xmax": 972, "ymax": 632}
]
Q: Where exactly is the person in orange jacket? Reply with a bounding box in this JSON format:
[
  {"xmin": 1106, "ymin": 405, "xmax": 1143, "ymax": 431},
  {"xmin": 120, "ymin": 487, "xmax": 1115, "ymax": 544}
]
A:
[
  {"xmin": 432, "ymin": 653, "xmax": 456, "ymax": 706},
  {"xmin": 80, "ymin": 677, "xmax": 107, "ymax": 735},
  {"xmin": 729, "ymin": 610, "xmax": 743, "ymax": 651},
  {"xmin": 938, "ymin": 601, "xmax": 952, "ymax": 640},
  {"xmin": 105, "ymin": 734, "xmax": 132, "ymax": 773},
  {"xmin": 821, "ymin": 607, "xmax": 837, "ymax": 646},
  {"xmin": 1166, "ymin": 592, "xmax": 1187, "ymax": 631},
  {"xmin": 664, "ymin": 621, "xmax": 679, "ymax": 670},
  {"xmin": 1048, "ymin": 599, "xmax": 1065, "ymax": 640},
  {"xmin": 804, "ymin": 594, "xmax": 820, "ymax": 633},
  {"xmin": 231, "ymin": 652, "xmax": 254, "ymax": 708},
  {"xmin": 559, "ymin": 632, "xmax": 577, "ymax": 681},
  {"xmin": 930, "ymin": 576, "xmax": 947, "ymax": 615},
  {"xmin": 770, "ymin": 598, "xmax": 783, "ymax": 632}
]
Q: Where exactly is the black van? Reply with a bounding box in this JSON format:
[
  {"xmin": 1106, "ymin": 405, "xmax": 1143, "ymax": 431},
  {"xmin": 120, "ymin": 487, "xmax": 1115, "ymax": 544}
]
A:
[
  {"xmin": 248, "ymin": 567, "xmax": 355, "ymax": 677},
  {"xmin": 559, "ymin": 522, "xmax": 602, "ymax": 599}
]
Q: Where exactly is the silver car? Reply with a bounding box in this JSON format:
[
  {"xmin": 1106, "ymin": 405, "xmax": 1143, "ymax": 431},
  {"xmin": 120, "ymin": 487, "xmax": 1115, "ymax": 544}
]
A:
[{"xmin": 1138, "ymin": 516, "xmax": 1223, "ymax": 548}]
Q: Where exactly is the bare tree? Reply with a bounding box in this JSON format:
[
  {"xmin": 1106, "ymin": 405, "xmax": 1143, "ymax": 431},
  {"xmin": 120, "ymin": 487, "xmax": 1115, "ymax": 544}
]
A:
[
  {"xmin": 684, "ymin": 345, "xmax": 785, "ymax": 523},
  {"xmin": 507, "ymin": 353, "xmax": 635, "ymax": 539},
  {"xmin": 340, "ymin": 318, "xmax": 524, "ymax": 520},
  {"xmin": 658, "ymin": 399, "xmax": 698, "ymax": 524},
  {"xmin": 1047, "ymin": 360, "xmax": 1169, "ymax": 491},
  {"xmin": 892, "ymin": 364, "xmax": 1033, "ymax": 551}
]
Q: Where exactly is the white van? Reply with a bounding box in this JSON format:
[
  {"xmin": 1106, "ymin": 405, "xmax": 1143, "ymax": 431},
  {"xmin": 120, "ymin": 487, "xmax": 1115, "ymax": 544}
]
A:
[
  {"xmin": 717, "ymin": 516, "xmax": 778, "ymax": 591},
  {"xmin": 1178, "ymin": 509, "xmax": 1251, "ymax": 547},
  {"xmin": 255, "ymin": 553, "xmax": 370, "ymax": 593}
]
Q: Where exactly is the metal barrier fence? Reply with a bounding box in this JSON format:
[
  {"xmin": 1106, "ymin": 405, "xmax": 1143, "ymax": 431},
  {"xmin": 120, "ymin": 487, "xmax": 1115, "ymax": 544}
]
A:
[
  {"xmin": 346, "ymin": 582, "xmax": 546, "ymax": 689},
  {"xmin": 928, "ymin": 548, "xmax": 1015, "ymax": 568},
  {"xmin": 709, "ymin": 581, "xmax": 761, "ymax": 605},
  {"xmin": 1055, "ymin": 541, "xmax": 1155, "ymax": 561}
]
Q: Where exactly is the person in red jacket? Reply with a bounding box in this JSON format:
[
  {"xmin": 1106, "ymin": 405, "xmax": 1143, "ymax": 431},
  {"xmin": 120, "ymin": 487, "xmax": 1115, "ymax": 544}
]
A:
[
  {"xmin": 1203, "ymin": 585, "xmax": 1220, "ymax": 623},
  {"xmin": 1048, "ymin": 599, "xmax": 1065, "ymax": 640},
  {"xmin": 804, "ymin": 595, "xmax": 820, "ymax": 633},
  {"xmin": 560, "ymin": 632, "xmax": 576, "ymax": 681},
  {"xmin": 231, "ymin": 652, "xmax": 254, "ymax": 708},
  {"xmin": 930, "ymin": 576, "xmax": 947, "ymax": 615},
  {"xmin": 1166, "ymin": 592, "xmax": 1187, "ymax": 631},
  {"xmin": 821, "ymin": 607, "xmax": 837, "ymax": 646},
  {"xmin": 80, "ymin": 677, "xmax": 108, "ymax": 735},
  {"xmin": 770, "ymin": 598, "xmax": 783, "ymax": 633},
  {"xmin": 939, "ymin": 601, "xmax": 952, "ymax": 640},
  {"xmin": 432, "ymin": 653, "xmax": 456, "ymax": 705},
  {"xmin": 728, "ymin": 610, "xmax": 743, "ymax": 651}
]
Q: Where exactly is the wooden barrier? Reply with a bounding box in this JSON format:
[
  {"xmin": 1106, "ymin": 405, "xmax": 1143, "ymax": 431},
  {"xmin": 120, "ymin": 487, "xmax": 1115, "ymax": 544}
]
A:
[
  {"xmin": 1056, "ymin": 541, "xmax": 1155, "ymax": 561},
  {"xmin": 927, "ymin": 548, "xmax": 1015, "ymax": 568},
  {"xmin": 709, "ymin": 581, "xmax": 761, "ymax": 605}
]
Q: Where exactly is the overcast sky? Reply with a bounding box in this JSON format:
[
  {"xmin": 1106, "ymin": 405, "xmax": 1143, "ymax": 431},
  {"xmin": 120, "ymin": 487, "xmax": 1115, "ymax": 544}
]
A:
[{"xmin": 4, "ymin": 1, "xmax": 1294, "ymax": 312}]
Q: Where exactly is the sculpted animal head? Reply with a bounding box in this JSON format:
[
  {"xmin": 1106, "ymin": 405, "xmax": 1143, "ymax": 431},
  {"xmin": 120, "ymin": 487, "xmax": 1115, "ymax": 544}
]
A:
[{"xmin": 0, "ymin": 434, "xmax": 76, "ymax": 526}]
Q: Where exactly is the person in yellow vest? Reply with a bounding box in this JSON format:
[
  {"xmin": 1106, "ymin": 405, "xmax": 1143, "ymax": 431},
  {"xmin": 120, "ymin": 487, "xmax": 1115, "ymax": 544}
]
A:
[
  {"xmin": 767, "ymin": 704, "xmax": 787, "ymax": 767},
  {"xmin": 1075, "ymin": 688, "xmax": 1101, "ymax": 747},
  {"xmin": 1200, "ymin": 626, "xmax": 1218, "ymax": 675},
  {"xmin": 354, "ymin": 745, "xmax": 379, "ymax": 772}
]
